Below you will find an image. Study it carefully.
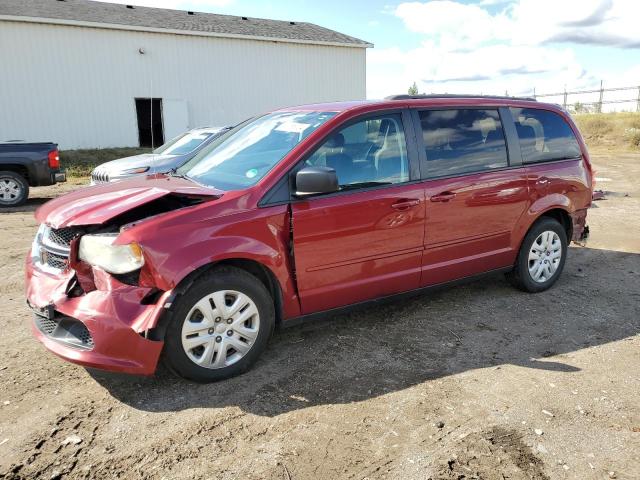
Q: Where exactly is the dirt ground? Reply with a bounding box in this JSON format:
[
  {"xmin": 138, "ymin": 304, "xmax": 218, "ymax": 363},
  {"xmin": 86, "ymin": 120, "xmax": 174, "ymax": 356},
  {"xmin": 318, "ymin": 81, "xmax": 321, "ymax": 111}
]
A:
[{"xmin": 0, "ymin": 154, "xmax": 638, "ymax": 480}]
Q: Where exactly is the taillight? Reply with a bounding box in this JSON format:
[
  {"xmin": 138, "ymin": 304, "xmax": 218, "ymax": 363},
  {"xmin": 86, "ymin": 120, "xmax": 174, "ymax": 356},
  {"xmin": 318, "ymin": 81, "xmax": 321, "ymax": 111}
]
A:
[{"xmin": 48, "ymin": 150, "xmax": 60, "ymax": 169}]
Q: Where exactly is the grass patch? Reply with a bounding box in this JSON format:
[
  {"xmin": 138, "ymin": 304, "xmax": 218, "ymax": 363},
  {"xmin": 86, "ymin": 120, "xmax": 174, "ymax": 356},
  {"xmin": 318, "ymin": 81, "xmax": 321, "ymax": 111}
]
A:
[
  {"xmin": 573, "ymin": 112, "xmax": 640, "ymax": 152},
  {"xmin": 60, "ymin": 147, "xmax": 150, "ymax": 178}
]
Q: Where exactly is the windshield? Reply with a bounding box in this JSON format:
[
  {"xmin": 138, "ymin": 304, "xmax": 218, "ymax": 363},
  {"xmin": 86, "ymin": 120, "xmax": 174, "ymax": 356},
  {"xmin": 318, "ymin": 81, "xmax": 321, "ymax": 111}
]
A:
[
  {"xmin": 153, "ymin": 131, "xmax": 217, "ymax": 155},
  {"xmin": 178, "ymin": 111, "xmax": 336, "ymax": 190}
]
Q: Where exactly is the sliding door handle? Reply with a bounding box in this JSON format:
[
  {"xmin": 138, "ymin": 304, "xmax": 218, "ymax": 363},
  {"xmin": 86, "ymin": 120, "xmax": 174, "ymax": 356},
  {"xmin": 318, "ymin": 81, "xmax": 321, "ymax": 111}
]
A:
[
  {"xmin": 430, "ymin": 191, "xmax": 456, "ymax": 202},
  {"xmin": 391, "ymin": 199, "xmax": 421, "ymax": 210}
]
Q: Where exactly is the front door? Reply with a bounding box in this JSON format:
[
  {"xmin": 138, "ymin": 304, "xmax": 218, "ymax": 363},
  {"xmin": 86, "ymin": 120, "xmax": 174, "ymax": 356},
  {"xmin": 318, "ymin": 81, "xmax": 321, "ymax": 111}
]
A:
[
  {"xmin": 415, "ymin": 108, "xmax": 529, "ymax": 285},
  {"xmin": 291, "ymin": 112, "xmax": 425, "ymax": 313}
]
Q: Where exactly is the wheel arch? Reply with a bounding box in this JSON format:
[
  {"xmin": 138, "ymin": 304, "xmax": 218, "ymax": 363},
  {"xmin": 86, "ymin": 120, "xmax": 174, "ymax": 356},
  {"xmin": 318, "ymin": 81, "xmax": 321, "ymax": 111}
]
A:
[
  {"xmin": 537, "ymin": 207, "xmax": 572, "ymax": 241},
  {"xmin": 512, "ymin": 203, "xmax": 573, "ymax": 263},
  {"xmin": 148, "ymin": 257, "xmax": 286, "ymax": 342},
  {"xmin": 176, "ymin": 258, "xmax": 282, "ymax": 317},
  {"xmin": 0, "ymin": 165, "xmax": 30, "ymax": 184},
  {"xmin": 517, "ymin": 191, "xmax": 575, "ymax": 244}
]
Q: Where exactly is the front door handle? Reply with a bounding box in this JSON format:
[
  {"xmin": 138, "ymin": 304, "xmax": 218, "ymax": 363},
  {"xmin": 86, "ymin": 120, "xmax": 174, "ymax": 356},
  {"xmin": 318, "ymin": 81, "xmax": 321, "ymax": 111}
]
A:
[
  {"xmin": 430, "ymin": 191, "xmax": 456, "ymax": 202},
  {"xmin": 391, "ymin": 199, "xmax": 421, "ymax": 210},
  {"xmin": 536, "ymin": 176, "xmax": 550, "ymax": 186}
]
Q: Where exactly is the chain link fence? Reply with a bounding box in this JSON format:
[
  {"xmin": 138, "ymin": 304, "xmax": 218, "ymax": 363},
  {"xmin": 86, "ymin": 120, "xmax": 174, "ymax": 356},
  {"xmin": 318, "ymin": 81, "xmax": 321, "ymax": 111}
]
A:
[{"xmin": 532, "ymin": 82, "xmax": 640, "ymax": 113}]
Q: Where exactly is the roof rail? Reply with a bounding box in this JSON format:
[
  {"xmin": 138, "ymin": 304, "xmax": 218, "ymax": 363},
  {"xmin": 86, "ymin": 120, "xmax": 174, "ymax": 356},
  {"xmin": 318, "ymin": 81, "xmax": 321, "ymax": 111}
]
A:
[{"xmin": 385, "ymin": 94, "xmax": 537, "ymax": 101}]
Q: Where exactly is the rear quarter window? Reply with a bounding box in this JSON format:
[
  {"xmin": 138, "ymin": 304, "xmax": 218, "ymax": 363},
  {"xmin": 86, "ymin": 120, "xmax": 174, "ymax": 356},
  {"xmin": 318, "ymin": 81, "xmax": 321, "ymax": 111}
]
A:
[{"xmin": 510, "ymin": 108, "xmax": 581, "ymax": 163}]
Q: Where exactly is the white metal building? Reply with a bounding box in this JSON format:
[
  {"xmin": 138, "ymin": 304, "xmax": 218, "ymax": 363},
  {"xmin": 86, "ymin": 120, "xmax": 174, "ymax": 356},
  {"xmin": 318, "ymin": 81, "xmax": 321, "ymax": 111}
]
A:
[{"xmin": 0, "ymin": 0, "xmax": 371, "ymax": 149}]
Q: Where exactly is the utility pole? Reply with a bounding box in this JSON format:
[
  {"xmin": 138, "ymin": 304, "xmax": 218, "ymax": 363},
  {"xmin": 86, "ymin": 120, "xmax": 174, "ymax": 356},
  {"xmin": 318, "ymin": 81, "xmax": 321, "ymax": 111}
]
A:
[
  {"xmin": 597, "ymin": 80, "xmax": 604, "ymax": 113},
  {"xmin": 563, "ymin": 85, "xmax": 567, "ymax": 109},
  {"xmin": 637, "ymin": 86, "xmax": 640, "ymax": 113}
]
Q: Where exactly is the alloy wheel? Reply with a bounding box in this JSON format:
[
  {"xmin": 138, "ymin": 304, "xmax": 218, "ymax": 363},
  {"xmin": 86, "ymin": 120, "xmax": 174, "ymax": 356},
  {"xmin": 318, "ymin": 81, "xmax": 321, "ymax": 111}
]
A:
[{"xmin": 0, "ymin": 177, "xmax": 22, "ymax": 204}]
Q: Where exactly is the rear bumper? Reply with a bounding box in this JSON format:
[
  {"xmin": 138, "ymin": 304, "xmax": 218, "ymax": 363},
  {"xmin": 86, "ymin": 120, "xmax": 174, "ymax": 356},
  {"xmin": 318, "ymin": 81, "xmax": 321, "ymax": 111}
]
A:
[
  {"xmin": 53, "ymin": 171, "xmax": 66, "ymax": 183},
  {"xmin": 579, "ymin": 225, "xmax": 590, "ymax": 242},
  {"xmin": 25, "ymin": 256, "xmax": 167, "ymax": 375},
  {"xmin": 30, "ymin": 169, "xmax": 67, "ymax": 187},
  {"xmin": 571, "ymin": 208, "xmax": 589, "ymax": 243}
]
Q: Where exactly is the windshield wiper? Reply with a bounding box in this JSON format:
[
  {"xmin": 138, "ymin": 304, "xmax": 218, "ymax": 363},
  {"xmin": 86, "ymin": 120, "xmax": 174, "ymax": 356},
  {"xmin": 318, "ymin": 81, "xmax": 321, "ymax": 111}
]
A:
[
  {"xmin": 173, "ymin": 173, "xmax": 213, "ymax": 189},
  {"xmin": 340, "ymin": 181, "xmax": 392, "ymax": 191},
  {"xmin": 167, "ymin": 168, "xmax": 187, "ymax": 178}
]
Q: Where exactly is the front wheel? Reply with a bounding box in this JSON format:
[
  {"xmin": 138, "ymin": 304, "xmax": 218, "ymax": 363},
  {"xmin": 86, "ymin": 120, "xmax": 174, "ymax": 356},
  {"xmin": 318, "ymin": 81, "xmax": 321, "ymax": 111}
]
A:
[
  {"xmin": 507, "ymin": 217, "xmax": 568, "ymax": 293},
  {"xmin": 162, "ymin": 266, "xmax": 275, "ymax": 382}
]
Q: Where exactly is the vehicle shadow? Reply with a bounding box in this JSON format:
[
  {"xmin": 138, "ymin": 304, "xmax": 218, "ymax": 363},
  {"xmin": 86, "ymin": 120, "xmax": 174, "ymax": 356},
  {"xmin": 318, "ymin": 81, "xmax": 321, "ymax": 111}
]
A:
[{"xmin": 90, "ymin": 247, "xmax": 640, "ymax": 417}]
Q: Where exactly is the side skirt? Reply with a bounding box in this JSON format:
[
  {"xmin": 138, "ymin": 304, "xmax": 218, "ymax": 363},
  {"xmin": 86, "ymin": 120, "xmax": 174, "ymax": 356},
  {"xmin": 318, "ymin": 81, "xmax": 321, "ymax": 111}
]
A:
[{"xmin": 279, "ymin": 266, "xmax": 513, "ymax": 329}]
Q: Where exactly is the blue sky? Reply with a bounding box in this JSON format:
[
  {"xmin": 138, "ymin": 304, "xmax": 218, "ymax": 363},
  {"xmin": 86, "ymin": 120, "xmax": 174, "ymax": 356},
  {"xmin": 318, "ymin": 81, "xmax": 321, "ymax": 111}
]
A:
[{"xmin": 107, "ymin": 0, "xmax": 640, "ymax": 107}]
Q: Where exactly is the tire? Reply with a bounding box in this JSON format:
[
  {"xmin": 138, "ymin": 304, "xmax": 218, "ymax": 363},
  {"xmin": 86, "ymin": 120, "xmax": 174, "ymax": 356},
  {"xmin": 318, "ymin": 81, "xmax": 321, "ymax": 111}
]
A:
[
  {"xmin": 507, "ymin": 217, "xmax": 568, "ymax": 293},
  {"xmin": 162, "ymin": 266, "xmax": 275, "ymax": 382},
  {"xmin": 0, "ymin": 171, "xmax": 29, "ymax": 207}
]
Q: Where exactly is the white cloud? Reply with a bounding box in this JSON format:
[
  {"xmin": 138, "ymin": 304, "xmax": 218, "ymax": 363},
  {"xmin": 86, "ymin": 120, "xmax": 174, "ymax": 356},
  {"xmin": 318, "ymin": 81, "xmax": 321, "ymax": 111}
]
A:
[
  {"xmin": 508, "ymin": 0, "xmax": 640, "ymax": 48},
  {"xmin": 395, "ymin": 0, "xmax": 640, "ymax": 48},
  {"xmin": 395, "ymin": 1, "xmax": 504, "ymax": 49},
  {"xmin": 477, "ymin": 0, "xmax": 512, "ymax": 6},
  {"xmin": 367, "ymin": 0, "xmax": 639, "ymax": 99},
  {"xmin": 367, "ymin": 43, "xmax": 588, "ymax": 98}
]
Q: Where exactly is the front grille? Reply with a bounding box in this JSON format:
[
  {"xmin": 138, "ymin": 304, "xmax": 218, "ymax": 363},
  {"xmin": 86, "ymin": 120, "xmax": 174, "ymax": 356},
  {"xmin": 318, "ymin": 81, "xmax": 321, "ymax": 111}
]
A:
[
  {"xmin": 91, "ymin": 170, "xmax": 109, "ymax": 183},
  {"xmin": 75, "ymin": 325, "xmax": 94, "ymax": 346},
  {"xmin": 38, "ymin": 316, "xmax": 58, "ymax": 335},
  {"xmin": 47, "ymin": 227, "xmax": 81, "ymax": 248},
  {"xmin": 34, "ymin": 313, "xmax": 94, "ymax": 350},
  {"xmin": 35, "ymin": 226, "xmax": 84, "ymax": 273},
  {"xmin": 45, "ymin": 251, "xmax": 68, "ymax": 270}
]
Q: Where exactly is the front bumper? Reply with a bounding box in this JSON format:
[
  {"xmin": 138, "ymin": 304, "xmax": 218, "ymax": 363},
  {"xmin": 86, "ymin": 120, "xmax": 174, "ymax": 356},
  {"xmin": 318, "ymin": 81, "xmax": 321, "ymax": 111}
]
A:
[{"xmin": 25, "ymin": 255, "xmax": 168, "ymax": 375}]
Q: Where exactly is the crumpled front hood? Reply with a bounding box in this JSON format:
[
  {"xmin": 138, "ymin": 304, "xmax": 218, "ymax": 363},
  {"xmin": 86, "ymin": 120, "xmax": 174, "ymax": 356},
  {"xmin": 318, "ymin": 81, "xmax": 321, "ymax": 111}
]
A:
[{"xmin": 36, "ymin": 176, "xmax": 223, "ymax": 228}]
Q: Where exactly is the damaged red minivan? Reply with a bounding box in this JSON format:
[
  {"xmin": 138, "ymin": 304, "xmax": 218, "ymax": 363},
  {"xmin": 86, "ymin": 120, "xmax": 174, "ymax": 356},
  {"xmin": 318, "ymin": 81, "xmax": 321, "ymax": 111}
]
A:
[{"xmin": 26, "ymin": 95, "xmax": 592, "ymax": 382}]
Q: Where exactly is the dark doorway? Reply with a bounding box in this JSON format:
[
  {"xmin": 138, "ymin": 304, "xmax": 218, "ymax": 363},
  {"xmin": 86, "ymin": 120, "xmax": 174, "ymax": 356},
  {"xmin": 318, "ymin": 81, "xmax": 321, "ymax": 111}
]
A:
[{"xmin": 135, "ymin": 98, "xmax": 164, "ymax": 148}]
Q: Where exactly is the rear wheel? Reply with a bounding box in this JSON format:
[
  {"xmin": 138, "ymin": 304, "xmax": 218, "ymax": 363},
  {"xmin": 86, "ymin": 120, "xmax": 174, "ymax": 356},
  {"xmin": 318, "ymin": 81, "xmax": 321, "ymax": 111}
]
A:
[
  {"xmin": 507, "ymin": 217, "xmax": 567, "ymax": 292},
  {"xmin": 0, "ymin": 171, "xmax": 29, "ymax": 207},
  {"xmin": 162, "ymin": 266, "xmax": 275, "ymax": 382}
]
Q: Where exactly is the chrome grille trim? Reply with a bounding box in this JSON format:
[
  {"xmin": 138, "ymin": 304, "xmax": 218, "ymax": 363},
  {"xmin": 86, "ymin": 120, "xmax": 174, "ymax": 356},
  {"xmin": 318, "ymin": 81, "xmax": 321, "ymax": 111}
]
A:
[
  {"xmin": 47, "ymin": 227, "xmax": 80, "ymax": 248},
  {"xmin": 33, "ymin": 225, "xmax": 83, "ymax": 274},
  {"xmin": 44, "ymin": 251, "xmax": 68, "ymax": 270},
  {"xmin": 91, "ymin": 170, "xmax": 109, "ymax": 184}
]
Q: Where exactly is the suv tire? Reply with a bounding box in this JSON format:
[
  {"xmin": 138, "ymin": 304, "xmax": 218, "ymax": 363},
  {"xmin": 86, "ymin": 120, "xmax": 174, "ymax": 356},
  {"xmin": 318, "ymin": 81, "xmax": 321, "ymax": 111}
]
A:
[
  {"xmin": 0, "ymin": 171, "xmax": 29, "ymax": 207},
  {"xmin": 507, "ymin": 217, "xmax": 568, "ymax": 293},
  {"xmin": 162, "ymin": 266, "xmax": 275, "ymax": 382}
]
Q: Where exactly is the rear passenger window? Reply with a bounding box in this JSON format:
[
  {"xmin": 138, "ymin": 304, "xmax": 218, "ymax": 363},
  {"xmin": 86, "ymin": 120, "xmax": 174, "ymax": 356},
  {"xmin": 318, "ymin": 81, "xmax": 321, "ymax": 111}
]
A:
[
  {"xmin": 510, "ymin": 108, "xmax": 581, "ymax": 163},
  {"xmin": 305, "ymin": 113, "xmax": 409, "ymax": 188},
  {"xmin": 418, "ymin": 109, "xmax": 508, "ymax": 178}
]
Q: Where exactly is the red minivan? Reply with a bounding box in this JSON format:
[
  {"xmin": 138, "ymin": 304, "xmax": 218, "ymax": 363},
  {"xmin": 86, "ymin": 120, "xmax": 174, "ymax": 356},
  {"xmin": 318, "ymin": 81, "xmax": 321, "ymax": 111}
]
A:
[{"xmin": 26, "ymin": 95, "xmax": 592, "ymax": 382}]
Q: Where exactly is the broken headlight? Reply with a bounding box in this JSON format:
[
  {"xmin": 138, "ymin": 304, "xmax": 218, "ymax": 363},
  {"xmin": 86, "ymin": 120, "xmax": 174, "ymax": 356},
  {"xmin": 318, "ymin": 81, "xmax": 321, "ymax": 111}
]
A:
[{"xmin": 78, "ymin": 233, "xmax": 144, "ymax": 274}]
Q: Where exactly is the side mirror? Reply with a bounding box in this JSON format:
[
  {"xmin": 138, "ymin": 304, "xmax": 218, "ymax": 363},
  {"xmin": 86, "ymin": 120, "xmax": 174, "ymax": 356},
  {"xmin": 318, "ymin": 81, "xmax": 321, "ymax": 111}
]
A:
[{"xmin": 294, "ymin": 166, "xmax": 339, "ymax": 197}]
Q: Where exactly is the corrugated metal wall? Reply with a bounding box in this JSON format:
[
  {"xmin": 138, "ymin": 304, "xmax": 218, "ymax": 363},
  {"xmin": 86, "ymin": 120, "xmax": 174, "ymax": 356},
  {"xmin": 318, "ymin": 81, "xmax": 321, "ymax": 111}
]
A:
[{"xmin": 0, "ymin": 21, "xmax": 366, "ymax": 149}]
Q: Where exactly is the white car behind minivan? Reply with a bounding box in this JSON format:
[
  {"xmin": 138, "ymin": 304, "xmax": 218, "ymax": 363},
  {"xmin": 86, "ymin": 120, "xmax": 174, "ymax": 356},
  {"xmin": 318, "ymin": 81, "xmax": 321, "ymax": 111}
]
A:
[{"xmin": 90, "ymin": 126, "xmax": 230, "ymax": 184}]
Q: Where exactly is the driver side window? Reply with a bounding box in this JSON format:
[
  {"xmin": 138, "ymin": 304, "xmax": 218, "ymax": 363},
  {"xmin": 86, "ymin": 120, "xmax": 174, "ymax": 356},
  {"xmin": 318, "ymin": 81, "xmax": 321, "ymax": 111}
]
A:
[{"xmin": 306, "ymin": 113, "xmax": 409, "ymax": 188}]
